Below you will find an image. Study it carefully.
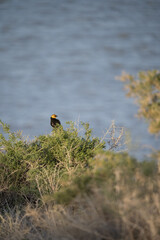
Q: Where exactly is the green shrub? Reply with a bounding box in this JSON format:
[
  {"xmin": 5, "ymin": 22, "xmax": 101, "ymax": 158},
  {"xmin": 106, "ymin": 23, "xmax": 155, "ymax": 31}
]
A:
[
  {"xmin": 118, "ymin": 70, "xmax": 160, "ymax": 135},
  {"xmin": 139, "ymin": 159, "xmax": 157, "ymax": 177},
  {"xmin": 0, "ymin": 121, "xmax": 29, "ymax": 190},
  {"xmin": 0, "ymin": 120, "xmax": 105, "ymax": 204},
  {"xmin": 53, "ymin": 151, "xmax": 139, "ymax": 204},
  {"xmin": 1, "ymin": 118, "xmax": 158, "ymax": 208},
  {"xmin": 54, "ymin": 150, "xmax": 159, "ymax": 205}
]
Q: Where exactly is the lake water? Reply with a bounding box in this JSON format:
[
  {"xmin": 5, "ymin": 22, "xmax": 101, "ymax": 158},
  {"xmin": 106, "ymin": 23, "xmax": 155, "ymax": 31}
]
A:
[{"xmin": 0, "ymin": 0, "xmax": 160, "ymax": 158}]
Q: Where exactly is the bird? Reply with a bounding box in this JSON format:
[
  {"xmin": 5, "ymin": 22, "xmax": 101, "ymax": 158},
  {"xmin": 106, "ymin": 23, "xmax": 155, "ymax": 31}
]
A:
[{"xmin": 50, "ymin": 114, "xmax": 61, "ymax": 128}]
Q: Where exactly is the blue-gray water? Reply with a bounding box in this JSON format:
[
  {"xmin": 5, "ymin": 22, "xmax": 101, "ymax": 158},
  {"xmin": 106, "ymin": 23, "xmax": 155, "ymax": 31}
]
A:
[{"xmin": 0, "ymin": 0, "xmax": 160, "ymax": 158}]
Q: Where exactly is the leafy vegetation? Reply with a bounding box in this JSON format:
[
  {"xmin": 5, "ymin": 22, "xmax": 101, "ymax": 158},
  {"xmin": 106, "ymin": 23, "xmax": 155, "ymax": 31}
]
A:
[
  {"xmin": 0, "ymin": 120, "xmax": 105, "ymax": 206},
  {"xmin": 117, "ymin": 70, "xmax": 160, "ymax": 134}
]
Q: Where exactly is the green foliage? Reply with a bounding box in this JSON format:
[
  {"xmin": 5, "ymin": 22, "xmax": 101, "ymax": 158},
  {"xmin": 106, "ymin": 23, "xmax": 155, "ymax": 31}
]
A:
[
  {"xmin": 0, "ymin": 120, "xmax": 105, "ymax": 202},
  {"xmin": 54, "ymin": 173, "xmax": 92, "ymax": 204},
  {"xmin": 139, "ymin": 159, "xmax": 157, "ymax": 177},
  {"xmin": 0, "ymin": 118, "xmax": 159, "ymax": 208},
  {"xmin": 35, "ymin": 121, "xmax": 105, "ymax": 168},
  {"xmin": 54, "ymin": 150, "xmax": 159, "ymax": 205},
  {"xmin": 0, "ymin": 120, "xmax": 29, "ymax": 190},
  {"xmin": 54, "ymin": 151, "xmax": 138, "ymax": 204},
  {"xmin": 118, "ymin": 70, "xmax": 160, "ymax": 135}
]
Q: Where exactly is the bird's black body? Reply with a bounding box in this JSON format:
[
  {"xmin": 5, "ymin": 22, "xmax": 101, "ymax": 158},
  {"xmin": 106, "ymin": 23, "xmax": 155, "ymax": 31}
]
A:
[{"xmin": 50, "ymin": 117, "xmax": 61, "ymax": 128}]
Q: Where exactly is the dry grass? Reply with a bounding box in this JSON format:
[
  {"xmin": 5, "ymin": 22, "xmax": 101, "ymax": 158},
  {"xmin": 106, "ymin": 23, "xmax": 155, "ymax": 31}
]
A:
[{"xmin": 0, "ymin": 169, "xmax": 160, "ymax": 240}]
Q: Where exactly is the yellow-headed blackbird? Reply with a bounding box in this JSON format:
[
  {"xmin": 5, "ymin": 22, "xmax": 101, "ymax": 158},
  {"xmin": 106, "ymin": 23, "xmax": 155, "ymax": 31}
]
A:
[{"xmin": 50, "ymin": 114, "xmax": 61, "ymax": 128}]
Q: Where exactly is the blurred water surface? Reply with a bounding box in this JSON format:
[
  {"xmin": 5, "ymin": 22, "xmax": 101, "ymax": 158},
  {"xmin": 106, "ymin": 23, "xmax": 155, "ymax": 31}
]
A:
[{"xmin": 0, "ymin": 0, "xmax": 160, "ymax": 157}]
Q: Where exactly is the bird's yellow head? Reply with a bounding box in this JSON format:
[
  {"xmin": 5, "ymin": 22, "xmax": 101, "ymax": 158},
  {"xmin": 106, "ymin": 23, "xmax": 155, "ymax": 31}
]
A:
[{"xmin": 51, "ymin": 114, "xmax": 57, "ymax": 119}]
